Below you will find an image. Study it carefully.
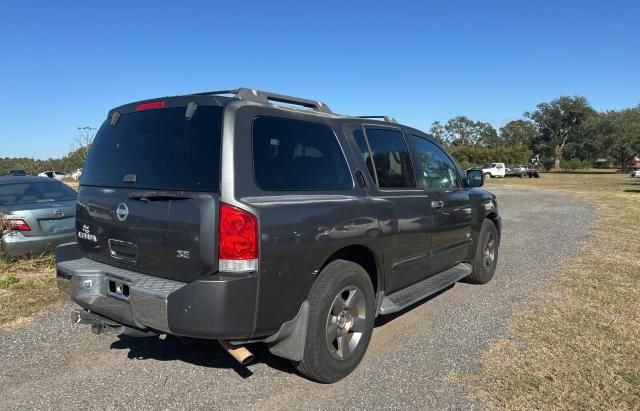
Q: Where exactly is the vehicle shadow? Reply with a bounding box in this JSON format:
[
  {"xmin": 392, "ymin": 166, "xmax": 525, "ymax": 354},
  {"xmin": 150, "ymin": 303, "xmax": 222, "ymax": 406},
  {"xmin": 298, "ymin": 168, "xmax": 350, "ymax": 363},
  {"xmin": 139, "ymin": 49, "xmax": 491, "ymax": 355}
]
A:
[
  {"xmin": 108, "ymin": 284, "xmax": 455, "ymax": 379},
  {"xmin": 109, "ymin": 334, "xmax": 296, "ymax": 379}
]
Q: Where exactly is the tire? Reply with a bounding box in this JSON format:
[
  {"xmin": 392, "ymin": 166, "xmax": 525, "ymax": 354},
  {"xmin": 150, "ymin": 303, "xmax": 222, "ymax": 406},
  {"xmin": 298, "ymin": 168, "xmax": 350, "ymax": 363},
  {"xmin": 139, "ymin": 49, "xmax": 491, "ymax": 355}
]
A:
[
  {"xmin": 294, "ymin": 259, "xmax": 375, "ymax": 383},
  {"xmin": 464, "ymin": 219, "xmax": 499, "ymax": 284},
  {"xmin": 484, "ymin": 173, "xmax": 491, "ymax": 180}
]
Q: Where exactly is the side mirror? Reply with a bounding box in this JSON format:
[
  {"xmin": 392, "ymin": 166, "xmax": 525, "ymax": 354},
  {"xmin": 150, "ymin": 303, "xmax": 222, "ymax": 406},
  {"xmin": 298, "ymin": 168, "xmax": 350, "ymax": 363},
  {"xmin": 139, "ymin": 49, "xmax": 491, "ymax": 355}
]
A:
[{"xmin": 466, "ymin": 168, "xmax": 484, "ymax": 187}]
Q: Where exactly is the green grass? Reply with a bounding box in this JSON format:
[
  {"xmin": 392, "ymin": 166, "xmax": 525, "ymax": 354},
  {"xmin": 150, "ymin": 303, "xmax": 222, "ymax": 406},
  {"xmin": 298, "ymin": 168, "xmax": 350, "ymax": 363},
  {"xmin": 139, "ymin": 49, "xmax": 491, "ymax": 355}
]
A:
[
  {"xmin": 0, "ymin": 252, "xmax": 63, "ymax": 328},
  {"xmin": 457, "ymin": 174, "xmax": 640, "ymax": 409}
]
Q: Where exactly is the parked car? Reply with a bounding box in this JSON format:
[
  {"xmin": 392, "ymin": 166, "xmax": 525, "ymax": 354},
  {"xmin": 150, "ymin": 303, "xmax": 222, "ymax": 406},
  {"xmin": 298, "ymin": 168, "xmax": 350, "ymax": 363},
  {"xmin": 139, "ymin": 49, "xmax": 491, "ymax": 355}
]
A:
[
  {"xmin": 72, "ymin": 169, "xmax": 83, "ymax": 180},
  {"xmin": 631, "ymin": 170, "xmax": 640, "ymax": 178},
  {"xmin": 506, "ymin": 165, "xmax": 540, "ymax": 178},
  {"xmin": 1, "ymin": 176, "xmax": 77, "ymax": 256},
  {"xmin": 38, "ymin": 171, "xmax": 69, "ymax": 180},
  {"xmin": 7, "ymin": 169, "xmax": 28, "ymax": 176},
  {"xmin": 481, "ymin": 162, "xmax": 506, "ymax": 178},
  {"xmin": 56, "ymin": 88, "xmax": 502, "ymax": 383}
]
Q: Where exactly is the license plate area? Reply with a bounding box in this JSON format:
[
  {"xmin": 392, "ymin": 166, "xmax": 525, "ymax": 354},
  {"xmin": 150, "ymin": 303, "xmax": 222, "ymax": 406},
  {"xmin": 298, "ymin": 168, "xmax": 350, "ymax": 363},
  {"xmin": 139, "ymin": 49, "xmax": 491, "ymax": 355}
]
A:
[{"xmin": 107, "ymin": 279, "xmax": 130, "ymax": 301}]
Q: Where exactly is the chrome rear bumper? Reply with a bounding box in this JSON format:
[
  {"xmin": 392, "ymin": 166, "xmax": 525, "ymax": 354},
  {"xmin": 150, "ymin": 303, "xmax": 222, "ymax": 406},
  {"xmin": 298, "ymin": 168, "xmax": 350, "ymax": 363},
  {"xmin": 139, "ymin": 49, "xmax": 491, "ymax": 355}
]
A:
[{"xmin": 57, "ymin": 254, "xmax": 185, "ymax": 333}]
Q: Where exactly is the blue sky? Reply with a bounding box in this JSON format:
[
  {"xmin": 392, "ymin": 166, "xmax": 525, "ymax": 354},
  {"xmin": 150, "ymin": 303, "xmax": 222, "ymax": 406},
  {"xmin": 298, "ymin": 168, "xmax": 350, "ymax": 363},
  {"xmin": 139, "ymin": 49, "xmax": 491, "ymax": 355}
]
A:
[{"xmin": 1, "ymin": 0, "xmax": 638, "ymax": 159}]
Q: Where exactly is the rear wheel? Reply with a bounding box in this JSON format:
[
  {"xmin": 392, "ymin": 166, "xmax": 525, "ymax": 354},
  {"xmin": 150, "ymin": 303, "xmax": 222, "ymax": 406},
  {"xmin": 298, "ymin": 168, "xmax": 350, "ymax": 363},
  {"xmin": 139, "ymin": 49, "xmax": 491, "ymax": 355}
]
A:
[
  {"xmin": 464, "ymin": 219, "xmax": 499, "ymax": 284},
  {"xmin": 484, "ymin": 172, "xmax": 491, "ymax": 180},
  {"xmin": 295, "ymin": 260, "xmax": 375, "ymax": 383}
]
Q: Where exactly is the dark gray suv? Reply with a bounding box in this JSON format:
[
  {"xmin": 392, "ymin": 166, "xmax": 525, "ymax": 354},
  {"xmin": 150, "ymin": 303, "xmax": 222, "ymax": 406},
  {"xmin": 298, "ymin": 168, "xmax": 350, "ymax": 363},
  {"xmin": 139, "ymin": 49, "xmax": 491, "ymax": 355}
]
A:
[{"xmin": 56, "ymin": 88, "xmax": 501, "ymax": 383}]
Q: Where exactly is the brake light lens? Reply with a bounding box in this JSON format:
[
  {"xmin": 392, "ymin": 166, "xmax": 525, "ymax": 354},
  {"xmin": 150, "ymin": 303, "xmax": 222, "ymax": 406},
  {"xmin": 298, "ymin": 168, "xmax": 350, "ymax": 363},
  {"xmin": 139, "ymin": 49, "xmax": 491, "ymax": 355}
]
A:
[
  {"xmin": 5, "ymin": 218, "xmax": 31, "ymax": 232},
  {"xmin": 135, "ymin": 101, "xmax": 165, "ymax": 111},
  {"xmin": 219, "ymin": 203, "xmax": 258, "ymax": 272}
]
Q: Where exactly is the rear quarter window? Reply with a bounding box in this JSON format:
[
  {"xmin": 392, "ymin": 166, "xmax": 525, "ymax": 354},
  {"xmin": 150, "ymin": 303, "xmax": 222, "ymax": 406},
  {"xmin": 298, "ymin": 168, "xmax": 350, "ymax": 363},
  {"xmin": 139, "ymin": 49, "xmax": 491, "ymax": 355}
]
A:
[{"xmin": 252, "ymin": 117, "xmax": 353, "ymax": 191}]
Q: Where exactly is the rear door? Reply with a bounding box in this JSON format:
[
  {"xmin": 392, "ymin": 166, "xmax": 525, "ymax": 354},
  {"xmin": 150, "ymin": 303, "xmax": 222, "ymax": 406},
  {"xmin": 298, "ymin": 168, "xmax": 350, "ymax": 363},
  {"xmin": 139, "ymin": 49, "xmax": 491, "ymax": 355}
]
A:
[
  {"xmin": 77, "ymin": 102, "xmax": 224, "ymax": 283},
  {"xmin": 408, "ymin": 134, "xmax": 473, "ymax": 275},
  {"xmin": 352, "ymin": 125, "xmax": 433, "ymax": 293}
]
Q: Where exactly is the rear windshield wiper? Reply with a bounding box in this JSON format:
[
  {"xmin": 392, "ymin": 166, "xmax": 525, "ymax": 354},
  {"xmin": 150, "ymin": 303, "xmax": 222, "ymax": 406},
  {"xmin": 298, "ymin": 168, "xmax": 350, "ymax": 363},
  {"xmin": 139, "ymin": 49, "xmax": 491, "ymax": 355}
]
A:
[{"xmin": 128, "ymin": 192, "xmax": 196, "ymax": 202}]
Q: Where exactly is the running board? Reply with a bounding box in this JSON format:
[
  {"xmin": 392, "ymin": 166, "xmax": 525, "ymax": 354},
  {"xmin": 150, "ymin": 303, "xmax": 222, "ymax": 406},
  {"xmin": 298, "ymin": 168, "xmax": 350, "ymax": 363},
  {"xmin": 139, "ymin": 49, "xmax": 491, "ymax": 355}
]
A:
[{"xmin": 379, "ymin": 263, "xmax": 472, "ymax": 315}]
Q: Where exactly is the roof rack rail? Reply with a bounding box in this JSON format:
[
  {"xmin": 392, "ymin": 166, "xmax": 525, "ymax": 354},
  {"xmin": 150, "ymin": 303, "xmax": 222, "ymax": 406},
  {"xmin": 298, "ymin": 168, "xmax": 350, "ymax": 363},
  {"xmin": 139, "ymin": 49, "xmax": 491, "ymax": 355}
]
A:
[
  {"xmin": 356, "ymin": 115, "xmax": 398, "ymax": 124},
  {"xmin": 192, "ymin": 88, "xmax": 333, "ymax": 114}
]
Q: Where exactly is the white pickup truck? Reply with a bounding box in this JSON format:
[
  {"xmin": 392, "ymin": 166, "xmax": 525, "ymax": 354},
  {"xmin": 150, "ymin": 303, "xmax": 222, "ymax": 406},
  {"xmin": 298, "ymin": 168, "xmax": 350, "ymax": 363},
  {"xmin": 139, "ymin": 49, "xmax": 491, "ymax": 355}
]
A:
[{"xmin": 481, "ymin": 163, "xmax": 506, "ymax": 178}]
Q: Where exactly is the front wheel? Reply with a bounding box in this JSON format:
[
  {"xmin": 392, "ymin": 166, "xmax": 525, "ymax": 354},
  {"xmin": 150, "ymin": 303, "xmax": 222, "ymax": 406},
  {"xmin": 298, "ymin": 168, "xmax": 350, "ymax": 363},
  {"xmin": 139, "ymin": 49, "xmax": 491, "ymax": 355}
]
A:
[{"xmin": 295, "ymin": 260, "xmax": 375, "ymax": 383}]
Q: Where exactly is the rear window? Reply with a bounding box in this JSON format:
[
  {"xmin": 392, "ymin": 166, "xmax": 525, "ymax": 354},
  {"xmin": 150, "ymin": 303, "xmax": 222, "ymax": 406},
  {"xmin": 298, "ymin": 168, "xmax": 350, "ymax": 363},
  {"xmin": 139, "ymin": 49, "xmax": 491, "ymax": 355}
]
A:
[
  {"xmin": 252, "ymin": 117, "xmax": 353, "ymax": 191},
  {"xmin": 0, "ymin": 182, "xmax": 76, "ymax": 206},
  {"xmin": 82, "ymin": 106, "xmax": 223, "ymax": 191}
]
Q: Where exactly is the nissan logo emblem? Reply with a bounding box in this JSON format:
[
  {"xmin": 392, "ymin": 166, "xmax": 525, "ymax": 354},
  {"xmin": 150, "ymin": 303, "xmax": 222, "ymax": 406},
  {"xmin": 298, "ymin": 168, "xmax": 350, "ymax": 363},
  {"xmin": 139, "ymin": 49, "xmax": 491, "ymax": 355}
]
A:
[
  {"xmin": 54, "ymin": 209, "xmax": 64, "ymax": 218},
  {"xmin": 115, "ymin": 203, "xmax": 129, "ymax": 222}
]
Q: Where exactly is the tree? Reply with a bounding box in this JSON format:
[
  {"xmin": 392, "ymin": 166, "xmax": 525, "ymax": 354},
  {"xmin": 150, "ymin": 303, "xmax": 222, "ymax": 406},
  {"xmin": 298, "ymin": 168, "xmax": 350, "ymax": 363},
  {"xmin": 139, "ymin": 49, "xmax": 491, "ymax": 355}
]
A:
[
  {"xmin": 443, "ymin": 116, "xmax": 498, "ymax": 147},
  {"xmin": 597, "ymin": 107, "xmax": 640, "ymax": 171},
  {"xmin": 477, "ymin": 122, "xmax": 500, "ymax": 147},
  {"xmin": 72, "ymin": 126, "xmax": 97, "ymax": 164},
  {"xmin": 444, "ymin": 116, "xmax": 479, "ymax": 146},
  {"xmin": 525, "ymin": 96, "xmax": 596, "ymax": 170},
  {"xmin": 429, "ymin": 121, "xmax": 446, "ymax": 144},
  {"xmin": 499, "ymin": 119, "xmax": 538, "ymax": 147}
]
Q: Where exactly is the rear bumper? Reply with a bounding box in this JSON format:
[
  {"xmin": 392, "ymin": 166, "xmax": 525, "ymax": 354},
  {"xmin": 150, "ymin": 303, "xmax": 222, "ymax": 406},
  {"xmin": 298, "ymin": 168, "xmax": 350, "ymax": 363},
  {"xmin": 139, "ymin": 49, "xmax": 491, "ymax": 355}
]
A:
[
  {"xmin": 56, "ymin": 242, "xmax": 257, "ymax": 339},
  {"xmin": 2, "ymin": 231, "xmax": 75, "ymax": 257}
]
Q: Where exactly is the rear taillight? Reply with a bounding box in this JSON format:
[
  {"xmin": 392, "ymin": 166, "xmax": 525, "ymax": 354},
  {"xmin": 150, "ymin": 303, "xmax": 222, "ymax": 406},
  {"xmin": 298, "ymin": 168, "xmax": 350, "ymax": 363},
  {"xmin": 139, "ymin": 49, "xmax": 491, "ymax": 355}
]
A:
[
  {"xmin": 5, "ymin": 218, "xmax": 31, "ymax": 231},
  {"xmin": 219, "ymin": 203, "xmax": 258, "ymax": 273}
]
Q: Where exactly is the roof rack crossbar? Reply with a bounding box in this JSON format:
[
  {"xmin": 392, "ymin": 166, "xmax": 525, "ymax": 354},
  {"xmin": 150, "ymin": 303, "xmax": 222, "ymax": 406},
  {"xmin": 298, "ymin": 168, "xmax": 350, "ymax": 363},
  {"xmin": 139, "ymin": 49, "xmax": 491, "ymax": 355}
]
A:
[
  {"xmin": 192, "ymin": 88, "xmax": 333, "ymax": 114},
  {"xmin": 356, "ymin": 115, "xmax": 398, "ymax": 124}
]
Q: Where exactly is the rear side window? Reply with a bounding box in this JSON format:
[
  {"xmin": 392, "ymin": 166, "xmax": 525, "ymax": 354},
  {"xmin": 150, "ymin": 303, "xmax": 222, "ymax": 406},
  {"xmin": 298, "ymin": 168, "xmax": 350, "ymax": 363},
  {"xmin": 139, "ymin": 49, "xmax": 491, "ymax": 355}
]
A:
[
  {"xmin": 252, "ymin": 117, "xmax": 353, "ymax": 191},
  {"xmin": 82, "ymin": 106, "xmax": 223, "ymax": 192},
  {"xmin": 362, "ymin": 128, "xmax": 416, "ymax": 188}
]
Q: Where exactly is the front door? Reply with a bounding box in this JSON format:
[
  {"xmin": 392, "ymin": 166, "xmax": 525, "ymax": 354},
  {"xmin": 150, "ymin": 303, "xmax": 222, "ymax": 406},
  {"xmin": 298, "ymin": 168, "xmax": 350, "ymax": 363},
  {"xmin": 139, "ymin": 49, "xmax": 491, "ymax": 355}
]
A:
[{"xmin": 408, "ymin": 134, "xmax": 473, "ymax": 275}]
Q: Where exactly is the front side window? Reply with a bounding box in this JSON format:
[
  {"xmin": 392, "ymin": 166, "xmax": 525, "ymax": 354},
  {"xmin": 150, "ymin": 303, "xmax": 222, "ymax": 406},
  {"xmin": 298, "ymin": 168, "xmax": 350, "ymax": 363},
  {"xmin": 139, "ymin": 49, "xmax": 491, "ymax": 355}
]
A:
[
  {"xmin": 363, "ymin": 128, "xmax": 416, "ymax": 188},
  {"xmin": 252, "ymin": 117, "xmax": 353, "ymax": 191},
  {"xmin": 409, "ymin": 135, "xmax": 461, "ymax": 189}
]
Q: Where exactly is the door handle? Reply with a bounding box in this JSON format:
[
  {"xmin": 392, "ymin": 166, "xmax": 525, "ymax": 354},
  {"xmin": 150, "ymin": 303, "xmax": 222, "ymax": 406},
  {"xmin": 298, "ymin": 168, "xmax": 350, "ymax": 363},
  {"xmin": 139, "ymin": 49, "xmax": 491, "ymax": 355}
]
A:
[{"xmin": 431, "ymin": 200, "xmax": 445, "ymax": 209}]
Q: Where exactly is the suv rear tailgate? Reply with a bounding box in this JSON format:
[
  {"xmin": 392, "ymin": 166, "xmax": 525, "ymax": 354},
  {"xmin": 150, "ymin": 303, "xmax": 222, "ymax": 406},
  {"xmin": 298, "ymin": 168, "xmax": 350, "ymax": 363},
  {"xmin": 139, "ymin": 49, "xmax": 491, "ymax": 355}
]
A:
[{"xmin": 77, "ymin": 102, "xmax": 223, "ymax": 282}]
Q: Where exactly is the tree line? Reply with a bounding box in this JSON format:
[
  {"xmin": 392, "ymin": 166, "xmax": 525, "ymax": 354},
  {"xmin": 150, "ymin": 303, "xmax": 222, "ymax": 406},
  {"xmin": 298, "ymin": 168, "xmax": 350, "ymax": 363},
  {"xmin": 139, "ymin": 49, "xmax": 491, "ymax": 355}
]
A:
[
  {"xmin": 431, "ymin": 96, "xmax": 640, "ymax": 171},
  {"xmin": 0, "ymin": 148, "xmax": 85, "ymax": 177},
  {"xmin": 1, "ymin": 96, "xmax": 639, "ymax": 176}
]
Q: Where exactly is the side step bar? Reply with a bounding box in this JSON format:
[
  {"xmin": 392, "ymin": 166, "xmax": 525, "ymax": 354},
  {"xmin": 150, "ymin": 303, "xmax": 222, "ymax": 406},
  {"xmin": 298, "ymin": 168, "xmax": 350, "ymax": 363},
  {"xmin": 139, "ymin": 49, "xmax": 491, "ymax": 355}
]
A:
[{"xmin": 378, "ymin": 263, "xmax": 472, "ymax": 315}]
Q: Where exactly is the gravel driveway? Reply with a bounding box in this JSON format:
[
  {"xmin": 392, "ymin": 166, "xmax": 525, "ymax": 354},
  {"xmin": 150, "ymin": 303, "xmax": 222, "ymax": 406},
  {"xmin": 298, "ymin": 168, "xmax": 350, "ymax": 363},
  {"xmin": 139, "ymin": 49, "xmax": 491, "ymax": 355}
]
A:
[{"xmin": 0, "ymin": 187, "xmax": 595, "ymax": 410}]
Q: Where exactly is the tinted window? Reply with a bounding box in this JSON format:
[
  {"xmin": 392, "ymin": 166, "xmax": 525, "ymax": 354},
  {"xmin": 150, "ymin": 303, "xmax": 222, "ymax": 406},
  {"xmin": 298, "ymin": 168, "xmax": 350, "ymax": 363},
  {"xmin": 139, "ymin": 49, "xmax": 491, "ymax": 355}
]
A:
[
  {"xmin": 410, "ymin": 135, "xmax": 461, "ymax": 189},
  {"xmin": 0, "ymin": 182, "xmax": 76, "ymax": 206},
  {"xmin": 364, "ymin": 128, "xmax": 416, "ymax": 188},
  {"xmin": 352, "ymin": 129, "xmax": 376, "ymax": 182},
  {"xmin": 253, "ymin": 117, "xmax": 352, "ymax": 191},
  {"xmin": 82, "ymin": 106, "xmax": 223, "ymax": 191}
]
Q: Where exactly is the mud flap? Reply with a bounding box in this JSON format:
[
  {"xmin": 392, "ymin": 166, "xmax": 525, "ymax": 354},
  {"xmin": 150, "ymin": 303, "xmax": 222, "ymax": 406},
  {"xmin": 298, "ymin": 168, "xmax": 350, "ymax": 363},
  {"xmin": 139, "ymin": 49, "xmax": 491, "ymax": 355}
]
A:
[{"xmin": 264, "ymin": 301, "xmax": 309, "ymax": 361}]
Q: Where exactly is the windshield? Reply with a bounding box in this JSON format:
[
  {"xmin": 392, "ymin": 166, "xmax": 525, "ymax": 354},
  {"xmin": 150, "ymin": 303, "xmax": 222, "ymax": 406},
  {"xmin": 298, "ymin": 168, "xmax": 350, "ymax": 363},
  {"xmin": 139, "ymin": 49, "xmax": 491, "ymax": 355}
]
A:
[
  {"xmin": 81, "ymin": 106, "xmax": 223, "ymax": 192},
  {"xmin": 0, "ymin": 182, "xmax": 77, "ymax": 206}
]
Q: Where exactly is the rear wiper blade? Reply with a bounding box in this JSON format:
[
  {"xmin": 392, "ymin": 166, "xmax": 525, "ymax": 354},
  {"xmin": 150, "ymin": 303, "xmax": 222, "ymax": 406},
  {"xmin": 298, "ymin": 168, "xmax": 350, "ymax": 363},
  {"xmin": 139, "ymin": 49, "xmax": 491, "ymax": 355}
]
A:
[{"xmin": 128, "ymin": 192, "xmax": 196, "ymax": 202}]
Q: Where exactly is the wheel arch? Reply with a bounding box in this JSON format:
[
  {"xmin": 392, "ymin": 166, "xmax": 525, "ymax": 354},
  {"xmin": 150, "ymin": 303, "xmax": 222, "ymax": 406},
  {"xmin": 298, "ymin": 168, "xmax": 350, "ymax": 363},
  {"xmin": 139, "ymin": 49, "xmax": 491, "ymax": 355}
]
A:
[{"xmin": 318, "ymin": 244, "xmax": 382, "ymax": 295}]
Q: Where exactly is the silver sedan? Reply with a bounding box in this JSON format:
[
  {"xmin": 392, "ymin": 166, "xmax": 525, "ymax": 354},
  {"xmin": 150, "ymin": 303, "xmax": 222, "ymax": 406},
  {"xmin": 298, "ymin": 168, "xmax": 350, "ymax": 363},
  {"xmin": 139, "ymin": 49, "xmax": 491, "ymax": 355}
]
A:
[{"xmin": 1, "ymin": 176, "xmax": 76, "ymax": 257}]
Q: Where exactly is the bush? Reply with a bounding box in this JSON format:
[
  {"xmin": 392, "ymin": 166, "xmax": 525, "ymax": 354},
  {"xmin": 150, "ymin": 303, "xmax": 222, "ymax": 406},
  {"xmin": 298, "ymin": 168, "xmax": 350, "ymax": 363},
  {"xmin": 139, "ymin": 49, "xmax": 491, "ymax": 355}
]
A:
[
  {"xmin": 0, "ymin": 275, "xmax": 19, "ymax": 289},
  {"xmin": 567, "ymin": 158, "xmax": 582, "ymax": 170}
]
